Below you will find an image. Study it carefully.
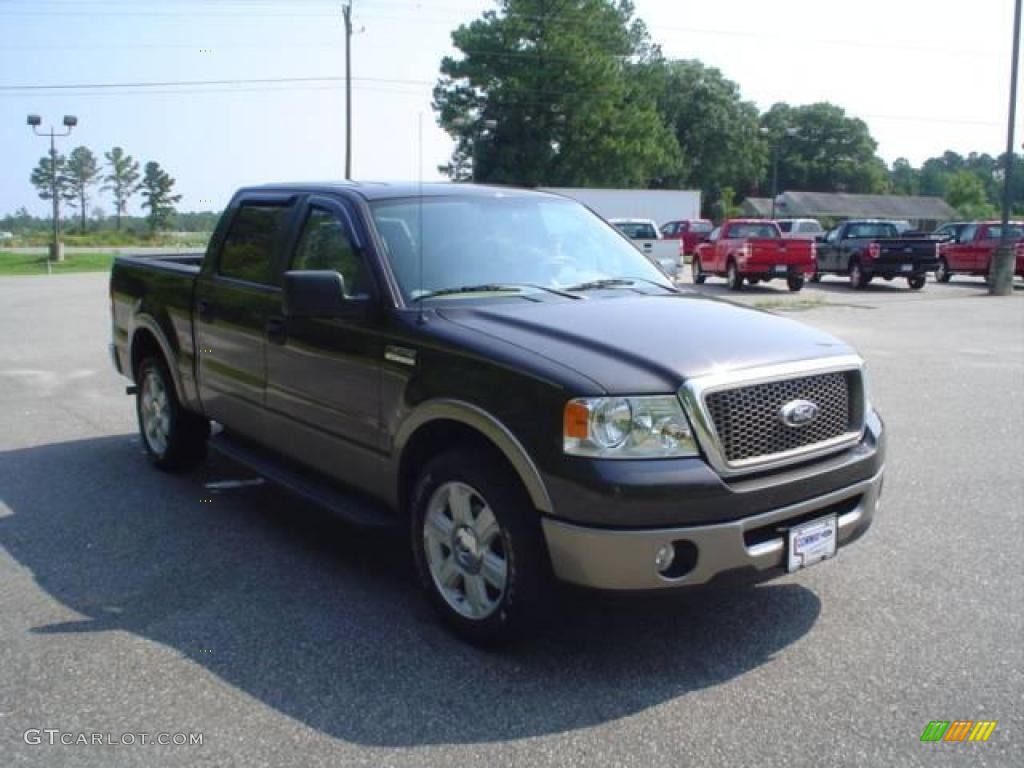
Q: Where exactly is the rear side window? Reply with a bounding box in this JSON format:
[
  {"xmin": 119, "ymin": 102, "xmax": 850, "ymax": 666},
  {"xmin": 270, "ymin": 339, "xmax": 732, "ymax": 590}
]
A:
[
  {"xmin": 777, "ymin": 221, "xmax": 793, "ymax": 233},
  {"xmin": 219, "ymin": 203, "xmax": 292, "ymax": 284},
  {"xmin": 798, "ymin": 221, "xmax": 822, "ymax": 233}
]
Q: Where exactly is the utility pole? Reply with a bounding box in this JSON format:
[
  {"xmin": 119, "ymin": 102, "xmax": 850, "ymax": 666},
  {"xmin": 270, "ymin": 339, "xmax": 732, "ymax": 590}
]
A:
[
  {"xmin": 342, "ymin": 0, "xmax": 353, "ymax": 180},
  {"xmin": 989, "ymin": 0, "xmax": 1021, "ymax": 295},
  {"xmin": 27, "ymin": 114, "xmax": 77, "ymax": 266}
]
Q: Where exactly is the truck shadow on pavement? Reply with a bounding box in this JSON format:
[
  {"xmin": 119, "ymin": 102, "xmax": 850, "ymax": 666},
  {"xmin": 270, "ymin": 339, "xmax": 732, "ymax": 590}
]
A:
[{"xmin": 0, "ymin": 434, "xmax": 821, "ymax": 747}]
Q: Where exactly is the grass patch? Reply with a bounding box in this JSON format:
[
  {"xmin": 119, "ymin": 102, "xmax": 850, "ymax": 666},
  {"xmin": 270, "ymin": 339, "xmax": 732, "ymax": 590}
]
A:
[{"xmin": 0, "ymin": 251, "xmax": 116, "ymax": 276}]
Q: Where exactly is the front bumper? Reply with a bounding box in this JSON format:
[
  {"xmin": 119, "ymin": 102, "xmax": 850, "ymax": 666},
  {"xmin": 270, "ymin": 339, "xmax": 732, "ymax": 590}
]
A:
[{"xmin": 542, "ymin": 466, "xmax": 883, "ymax": 590}]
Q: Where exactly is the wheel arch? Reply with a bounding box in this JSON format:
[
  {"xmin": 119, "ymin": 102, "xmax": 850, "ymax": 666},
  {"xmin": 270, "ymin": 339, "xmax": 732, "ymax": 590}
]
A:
[
  {"xmin": 394, "ymin": 400, "xmax": 553, "ymax": 518},
  {"xmin": 129, "ymin": 318, "xmax": 186, "ymax": 401}
]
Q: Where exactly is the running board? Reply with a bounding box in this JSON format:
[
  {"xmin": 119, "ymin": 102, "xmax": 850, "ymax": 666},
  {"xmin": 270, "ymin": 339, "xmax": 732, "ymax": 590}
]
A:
[{"xmin": 209, "ymin": 432, "xmax": 396, "ymax": 529}]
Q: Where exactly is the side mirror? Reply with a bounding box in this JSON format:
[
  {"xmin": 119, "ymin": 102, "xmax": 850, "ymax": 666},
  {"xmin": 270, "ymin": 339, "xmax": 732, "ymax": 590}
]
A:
[{"xmin": 282, "ymin": 270, "xmax": 367, "ymax": 318}]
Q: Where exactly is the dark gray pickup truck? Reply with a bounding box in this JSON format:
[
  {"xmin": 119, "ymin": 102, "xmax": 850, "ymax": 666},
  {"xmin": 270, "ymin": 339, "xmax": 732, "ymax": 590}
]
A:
[
  {"xmin": 813, "ymin": 219, "xmax": 940, "ymax": 290},
  {"xmin": 110, "ymin": 182, "xmax": 885, "ymax": 644}
]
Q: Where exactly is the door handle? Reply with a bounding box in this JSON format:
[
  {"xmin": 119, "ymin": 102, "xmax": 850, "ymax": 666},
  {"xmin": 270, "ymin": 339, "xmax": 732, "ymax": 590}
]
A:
[
  {"xmin": 197, "ymin": 300, "xmax": 214, "ymax": 322},
  {"xmin": 265, "ymin": 316, "xmax": 287, "ymax": 345}
]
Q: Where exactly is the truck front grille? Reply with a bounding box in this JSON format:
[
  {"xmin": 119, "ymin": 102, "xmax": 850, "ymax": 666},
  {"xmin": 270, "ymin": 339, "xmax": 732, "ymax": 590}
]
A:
[{"xmin": 704, "ymin": 371, "xmax": 857, "ymax": 464}]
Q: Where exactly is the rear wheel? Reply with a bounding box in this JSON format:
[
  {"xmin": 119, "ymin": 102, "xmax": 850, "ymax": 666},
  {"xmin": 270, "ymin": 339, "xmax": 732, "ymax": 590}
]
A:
[
  {"xmin": 726, "ymin": 260, "xmax": 743, "ymax": 291},
  {"xmin": 136, "ymin": 356, "xmax": 209, "ymax": 471},
  {"xmin": 787, "ymin": 275, "xmax": 805, "ymax": 292},
  {"xmin": 934, "ymin": 257, "xmax": 952, "ymax": 283},
  {"xmin": 849, "ymin": 260, "xmax": 868, "ymax": 290},
  {"xmin": 691, "ymin": 256, "xmax": 706, "ymax": 284},
  {"xmin": 907, "ymin": 275, "xmax": 926, "ymax": 291},
  {"xmin": 411, "ymin": 449, "xmax": 548, "ymax": 646}
]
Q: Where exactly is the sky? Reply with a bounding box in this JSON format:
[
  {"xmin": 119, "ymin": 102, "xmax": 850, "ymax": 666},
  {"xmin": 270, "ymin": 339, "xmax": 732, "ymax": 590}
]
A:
[{"xmin": 1, "ymin": 0, "xmax": 1021, "ymax": 217}]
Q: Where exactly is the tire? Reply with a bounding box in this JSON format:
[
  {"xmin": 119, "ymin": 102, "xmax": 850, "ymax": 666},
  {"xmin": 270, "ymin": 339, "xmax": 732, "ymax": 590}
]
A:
[
  {"xmin": 907, "ymin": 275, "xmax": 926, "ymax": 291},
  {"xmin": 136, "ymin": 356, "xmax": 209, "ymax": 472},
  {"xmin": 849, "ymin": 260, "xmax": 868, "ymax": 290},
  {"xmin": 691, "ymin": 256, "xmax": 706, "ymax": 284},
  {"xmin": 726, "ymin": 259, "xmax": 743, "ymax": 291},
  {"xmin": 411, "ymin": 449, "xmax": 548, "ymax": 646},
  {"xmin": 810, "ymin": 271, "xmax": 821, "ymax": 283},
  {"xmin": 935, "ymin": 258, "xmax": 952, "ymax": 283},
  {"xmin": 787, "ymin": 275, "xmax": 805, "ymax": 292}
]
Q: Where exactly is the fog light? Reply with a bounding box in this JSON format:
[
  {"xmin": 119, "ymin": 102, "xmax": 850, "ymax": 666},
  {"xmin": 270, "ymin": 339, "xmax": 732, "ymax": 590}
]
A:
[{"xmin": 654, "ymin": 543, "xmax": 675, "ymax": 573}]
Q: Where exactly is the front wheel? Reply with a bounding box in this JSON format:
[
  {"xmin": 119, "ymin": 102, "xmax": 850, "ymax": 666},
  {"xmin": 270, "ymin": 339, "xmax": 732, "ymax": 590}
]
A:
[
  {"xmin": 691, "ymin": 256, "xmax": 706, "ymax": 284},
  {"xmin": 411, "ymin": 450, "xmax": 548, "ymax": 646},
  {"xmin": 726, "ymin": 260, "xmax": 743, "ymax": 291},
  {"xmin": 136, "ymin": 356, "xmax": 209, "ymax": 471},
  {"xmin": 934, "ymin": 257, "xmax": 952, "ymax": 283},
  {"xmin": 907, "ymin": 275, "xmax": 926, "ymax": 291},
  {"xmin": 787, "ymin": 275, "xmax": 805, "ymax": 292}
]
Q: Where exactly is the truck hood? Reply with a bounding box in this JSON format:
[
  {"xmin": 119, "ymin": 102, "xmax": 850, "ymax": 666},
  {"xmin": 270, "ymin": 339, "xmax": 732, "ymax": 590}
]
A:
[{"xmin": 438, "ymin": 293, "xmax": 854, "ymax": 393}]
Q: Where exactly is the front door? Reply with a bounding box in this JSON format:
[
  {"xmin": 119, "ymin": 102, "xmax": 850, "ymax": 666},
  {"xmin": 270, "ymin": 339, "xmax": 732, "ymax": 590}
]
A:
[
  {"xmin": 264, "ymin": 196, "xmax": 384, "ymax": 485},
  {"xmin": 195, "ymin": 197, "xmax": 296, "ymax": 444}
]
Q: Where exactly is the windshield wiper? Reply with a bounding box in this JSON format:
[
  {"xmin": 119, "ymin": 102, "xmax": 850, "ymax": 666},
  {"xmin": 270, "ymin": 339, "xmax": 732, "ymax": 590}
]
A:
[
  {"xmin": 412, "ymin": 283, "xmax": 581, "ymax": 301},
  {"xmin": 564, "ymin": 277, "xmax": 678, "ymax": 293}
]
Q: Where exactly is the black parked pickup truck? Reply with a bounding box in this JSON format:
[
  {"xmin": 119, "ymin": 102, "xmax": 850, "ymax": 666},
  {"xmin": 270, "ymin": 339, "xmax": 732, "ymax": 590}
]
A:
[
  {"xmin": 110, "ymin": 183, "xmax": 885, "ymax": 645},
  {"xmin": 813, "ymin": 220, "xmax": 939, "ymax": 290}
]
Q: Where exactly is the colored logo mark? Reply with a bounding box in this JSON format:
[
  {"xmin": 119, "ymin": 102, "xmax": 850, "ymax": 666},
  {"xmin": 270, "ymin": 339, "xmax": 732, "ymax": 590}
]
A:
[{"xmin": 920, "ymin": 720, "xmax": 997, "ymax": 742}]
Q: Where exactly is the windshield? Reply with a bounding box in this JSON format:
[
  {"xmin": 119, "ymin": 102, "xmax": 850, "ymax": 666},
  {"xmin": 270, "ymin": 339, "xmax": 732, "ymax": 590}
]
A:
[
  {"xmin": 845, "ymin": 223, "xmax": 898, "ymax": 239},
  {"xmin": 370, "ymin": 195, "xmax": 670, "ymax": 302},
  {"xmin": 728, "ymin": 223, "xmax": 780, "ymax": 239},
  {"xmin": 612, "ymin": 221, "xmax": 658, "ymax": 240}
]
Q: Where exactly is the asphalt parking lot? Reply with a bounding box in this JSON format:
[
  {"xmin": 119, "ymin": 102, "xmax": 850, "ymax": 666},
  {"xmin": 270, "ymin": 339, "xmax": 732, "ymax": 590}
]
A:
[{"xmin": 1, "ymin": 272, "xmax": 1022, "ymax": 767}]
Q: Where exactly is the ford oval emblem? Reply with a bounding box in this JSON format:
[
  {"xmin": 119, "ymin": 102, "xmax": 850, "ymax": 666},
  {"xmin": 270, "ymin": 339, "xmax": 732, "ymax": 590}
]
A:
[{"xmin": 779, "ymin": 399, "xmax": 820, "ymax": 428}]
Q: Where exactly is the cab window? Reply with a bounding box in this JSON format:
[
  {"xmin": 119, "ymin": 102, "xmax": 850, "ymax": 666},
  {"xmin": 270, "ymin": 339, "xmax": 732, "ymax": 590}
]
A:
[
  {"xmin": 291, "ymin": 206, "xmax": 370, "ymax": 298},
  {"xmin": 219, "ymin": 203, "xmax": 292, "ymax": 285}
]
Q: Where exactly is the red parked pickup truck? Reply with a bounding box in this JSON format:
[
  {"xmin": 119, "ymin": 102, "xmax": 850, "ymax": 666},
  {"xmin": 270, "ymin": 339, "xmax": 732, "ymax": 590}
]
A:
[
  {"xmin": 660, "ymin": 218, "xmax": 714, "ymax": 256},
  {"xmin": 935, "ymin": 221, "xmax": 1024, "ymax": 282},
  {"xmin": 693, "ymin": 219, "xmax": 815, "ymax": 292}
]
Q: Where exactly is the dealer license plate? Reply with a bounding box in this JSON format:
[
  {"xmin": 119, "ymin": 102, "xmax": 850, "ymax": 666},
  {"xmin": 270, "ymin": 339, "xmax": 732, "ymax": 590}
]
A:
[
  {"xmin": 786, "ymin": 515, "xmax": 837, "ymax": 572},
  {"xmin": 773, "ymin": 265, "xmax": 788, "ymax": 274},
  {"xmin": 900, "ymin": 264, "xmax": 913, "ymax": 273}
]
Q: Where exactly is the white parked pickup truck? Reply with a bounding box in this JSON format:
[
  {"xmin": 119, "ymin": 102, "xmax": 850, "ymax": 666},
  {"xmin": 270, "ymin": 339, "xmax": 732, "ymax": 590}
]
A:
[{"xmin": 609, "ymin": 218, "xmax": 682, "ymax": 279}]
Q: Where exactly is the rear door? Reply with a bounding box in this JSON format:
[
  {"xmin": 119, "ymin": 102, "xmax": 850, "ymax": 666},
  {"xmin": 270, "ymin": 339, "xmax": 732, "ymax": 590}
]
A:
[
  {"xmin": 819, "ymin": 227, "xmax": 841, "ymax": 271},
  {"xmin": 263, "ymin": 195, "xmax": 385, "ymax": 481},
  {"xmin": 947, "ymin": 224, "xmax": 977, "ymax": 271},
  {"xmin": 194, "ymin": 194, "xmax": 297, "ymax": 443}
]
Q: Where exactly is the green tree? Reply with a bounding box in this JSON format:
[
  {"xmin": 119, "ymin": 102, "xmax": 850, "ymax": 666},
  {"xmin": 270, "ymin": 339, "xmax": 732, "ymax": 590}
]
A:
[
  {"xmin": 712, "ymin": 186, "xmax": 741, "ymax": 223},
  {"xmin": 643, "ymin": 59, "xmax": 765, "ymax": 207},
  {"xmin": 63, "ymin": 146, "xmax": 101, "ymax": 233},
  {"xmin": 889, "ymin": 157, "xmax": 919, "ymax": 196},
  {"xmin": 29, "ymin": 152, "xmax": 68, "ymax": 205},
  {"xmin": 140, "ymin": 161, "xmax": 182, "ymax": 233},
  {"xmin": 103, "ymin": 147, "xmax": 141, "ymax": 230},
  {"xmin": 760, "ymin": 102, "xmax": 889, "ymax": 194},
  {"xmin": 945, "ymin": 170, "xmax": 996, "ymax": 218},
  {"xmin": 433, "ymin": 0, "xmax": 680, "ymax": 187}
]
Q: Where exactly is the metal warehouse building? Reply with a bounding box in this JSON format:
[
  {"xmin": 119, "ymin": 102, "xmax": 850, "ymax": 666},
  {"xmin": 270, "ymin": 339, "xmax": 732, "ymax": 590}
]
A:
[{"xmin": 742, "ymin": 191, "xmax": 958, "ymax": 231}]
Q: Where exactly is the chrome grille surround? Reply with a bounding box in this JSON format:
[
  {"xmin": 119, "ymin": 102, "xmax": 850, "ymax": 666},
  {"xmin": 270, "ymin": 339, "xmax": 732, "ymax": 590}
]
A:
[{"xmin": 678, "ymin": 355, "xmax": 867, "ymax": 478}]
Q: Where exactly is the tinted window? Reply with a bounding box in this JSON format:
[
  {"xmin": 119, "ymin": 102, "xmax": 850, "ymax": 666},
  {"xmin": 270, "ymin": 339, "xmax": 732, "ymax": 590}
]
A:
[
  {"xmin": 614, "ymin": 221, "xmax": 658, "ymax": 240},
  {"xmin": 777, "ymin": 221, "xmax": 793, "ymax": 233},
  {"xmin": 798, "ymin": 221, "xmax": 823, "ymax": 233},
  {"xmin": 727, "ymin": 223, "xmax": 780, "ymax": 239},
  {"xmin": 291, "ymin": 206, "xmax": 370, "ymax": 297},
  {"xmin": 987, "ymin": 225, "xmax": 1023, "ymax": 241},
  {"xmin": 844, "ymin": 223, "xmax": 898, "ymax": 239},
  {"xmin": 959, "ymin": 224, "xmax": 977, "ymax": 243},
  {"xmin": 660, "ymin": 222, "xmax": 677, "ymax": 236},
  {"xmin": 219, "ymin": 203, "xmax": 291, "ymax": 284}
]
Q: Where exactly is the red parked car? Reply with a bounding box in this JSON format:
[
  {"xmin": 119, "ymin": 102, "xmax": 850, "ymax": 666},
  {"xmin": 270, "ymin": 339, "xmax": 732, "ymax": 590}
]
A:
[
  {"xmin": 660, "ymin": 219, "xmax": 714, "ymax": 255},
  {"xmin": 693, "ymin": 219, "xmax": 816, "ymax": 292},
  {"xmin": 935, "ymin": 221, "xmax": 1024, "ymax": 282}
]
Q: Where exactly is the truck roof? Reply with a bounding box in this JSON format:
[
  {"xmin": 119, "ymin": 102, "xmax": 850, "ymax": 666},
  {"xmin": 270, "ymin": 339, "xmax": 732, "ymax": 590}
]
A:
[{"xmin": 239, "ymin": 181, "xmax": 556, "ymax": 202}]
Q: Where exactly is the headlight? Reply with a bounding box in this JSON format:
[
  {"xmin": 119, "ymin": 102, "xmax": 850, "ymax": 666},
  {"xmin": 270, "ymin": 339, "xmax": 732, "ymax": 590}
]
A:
[{"xmin": 563, "ymin": 395, "xmax": 699, "ymax": 458}]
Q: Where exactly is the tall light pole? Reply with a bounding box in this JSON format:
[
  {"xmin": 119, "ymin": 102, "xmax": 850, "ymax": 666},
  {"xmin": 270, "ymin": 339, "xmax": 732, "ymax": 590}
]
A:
[
  {"xmin": 27, "ymin": 113, "xmax": 77, "ymax": 264},
  {"xmin": 761, "ymin": 126, "xmax": 798, "ymax": 219},
  {"xmin": 342, "ymin": 0, "xmax": 353, "ymax": 180},
  {"xmin": 989, "ymin": 0, "xmax": 1021, "ymax": 296}
]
